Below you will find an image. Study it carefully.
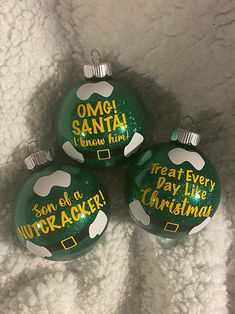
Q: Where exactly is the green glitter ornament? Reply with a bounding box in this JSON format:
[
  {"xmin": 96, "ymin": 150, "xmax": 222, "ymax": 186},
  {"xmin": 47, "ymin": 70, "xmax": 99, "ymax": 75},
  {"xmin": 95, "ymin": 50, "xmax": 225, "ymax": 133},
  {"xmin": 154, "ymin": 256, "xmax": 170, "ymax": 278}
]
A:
[
  {"xmin": 15, "ymin": 150, "xmax": 110, "ymax": 261},
  {"xmin": 56, "ymin": 49, "xmax": 146, "ymax": 168},
  {"xmin": 126, "ymin": 120, "xmax": 221, "ymax": 238}
]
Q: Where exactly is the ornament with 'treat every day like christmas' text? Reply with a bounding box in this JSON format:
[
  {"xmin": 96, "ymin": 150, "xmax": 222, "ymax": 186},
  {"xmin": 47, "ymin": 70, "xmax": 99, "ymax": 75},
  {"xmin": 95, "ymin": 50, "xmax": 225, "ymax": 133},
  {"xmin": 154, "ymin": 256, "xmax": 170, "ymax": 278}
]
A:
[{"xmin": 126, "ymin": 118, "xmax": 221, "ymax": 238}]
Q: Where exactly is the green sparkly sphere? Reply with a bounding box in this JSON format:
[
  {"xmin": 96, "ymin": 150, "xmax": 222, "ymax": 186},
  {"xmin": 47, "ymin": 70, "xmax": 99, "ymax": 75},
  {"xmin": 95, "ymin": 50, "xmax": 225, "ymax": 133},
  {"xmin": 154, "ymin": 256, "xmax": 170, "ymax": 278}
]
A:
[
  {"xmin": 15, "ymin": 164, "xmax": 110, "ymax": 261},
  {"xmin": 126, "ymin": 141, "xmax": 221, "ymax": 238},
  {"xmin": 56, "ymin": 78, "xmax": 146, "ymax": 168}
]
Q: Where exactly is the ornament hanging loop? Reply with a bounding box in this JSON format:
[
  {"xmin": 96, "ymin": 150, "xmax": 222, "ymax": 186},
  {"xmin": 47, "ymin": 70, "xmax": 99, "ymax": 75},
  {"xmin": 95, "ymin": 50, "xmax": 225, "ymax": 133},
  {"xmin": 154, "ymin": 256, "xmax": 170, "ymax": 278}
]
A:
[
  {"xmin": 180, "ymin": 115, "xmax": 194, "ymax": 131},
  {"xmin": 26, "ymin": 139, "xmax": 40, "ymax": 155},
  {"xmin": 91, "ymin": 48, "xmax": 101, "ymax": 65}
]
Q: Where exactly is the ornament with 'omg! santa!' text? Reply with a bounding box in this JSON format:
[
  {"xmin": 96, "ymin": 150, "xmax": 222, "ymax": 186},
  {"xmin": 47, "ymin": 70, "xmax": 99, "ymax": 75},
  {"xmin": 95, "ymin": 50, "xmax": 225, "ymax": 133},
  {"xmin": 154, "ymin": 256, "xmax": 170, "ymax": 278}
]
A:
[
  {"xmin": 15, "ymin": 150, "xmax": 110, "ymax": 261},
  {"xmin": 56, "ymin": 49, "xmax": 146, "ymax": 168},
  {"xmin": 126, "ymin": 121, "xmax": 221, "ymax": 238}
]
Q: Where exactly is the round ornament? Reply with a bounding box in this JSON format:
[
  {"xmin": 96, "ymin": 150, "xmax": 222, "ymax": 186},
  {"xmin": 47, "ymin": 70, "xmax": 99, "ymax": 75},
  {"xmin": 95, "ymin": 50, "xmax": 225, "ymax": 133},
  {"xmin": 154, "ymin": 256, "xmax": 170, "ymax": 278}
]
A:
[
  {"xmin": 56, "ymin": 49, "xmax": 146, "ymax": 168},
  {"xmin": 126, "ymin": 122, "xmax": 221, "ymax": 238},
  {"xmin": 15, "ymin": 150, "xmax": 110, "ymax": 261}
]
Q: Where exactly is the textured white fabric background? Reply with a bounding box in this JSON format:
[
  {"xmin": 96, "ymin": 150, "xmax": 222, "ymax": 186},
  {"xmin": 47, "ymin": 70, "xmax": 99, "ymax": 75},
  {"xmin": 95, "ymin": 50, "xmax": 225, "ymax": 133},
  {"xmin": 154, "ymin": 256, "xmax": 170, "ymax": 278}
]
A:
[{"xmin": 0, "ymin": 1, "xmax": 235, "ymax": 313}]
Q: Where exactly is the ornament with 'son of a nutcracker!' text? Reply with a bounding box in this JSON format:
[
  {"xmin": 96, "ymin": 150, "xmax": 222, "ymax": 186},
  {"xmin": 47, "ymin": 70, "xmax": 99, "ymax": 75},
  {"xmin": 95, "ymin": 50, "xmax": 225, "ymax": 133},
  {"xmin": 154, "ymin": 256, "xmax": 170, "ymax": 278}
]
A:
[
  {"xmin": 126, "ymin": 117, "xmax": 221, "ymax": 238},
  {"xmin": 14, "ymin": 149, "xmax": 110, "ymax": 261},
  {"xmin": 56, "ymin": 49, "xmax": 146, "ymax": 168}
]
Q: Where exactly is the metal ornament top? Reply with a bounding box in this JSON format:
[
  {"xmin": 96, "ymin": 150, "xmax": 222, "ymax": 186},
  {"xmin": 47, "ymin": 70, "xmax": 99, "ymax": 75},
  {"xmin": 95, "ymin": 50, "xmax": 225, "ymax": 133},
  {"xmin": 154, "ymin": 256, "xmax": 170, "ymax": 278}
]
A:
[
  {"xmin": 171, "ymin": 116, "xmax": 201, "ymax": 146},
  {"xmin": 83, "ymin": 49, "xmax": 112, "ymax": 79},
  {"xmin": 24, "ymin": 150, "xmax": 53, "ymax": 170}
]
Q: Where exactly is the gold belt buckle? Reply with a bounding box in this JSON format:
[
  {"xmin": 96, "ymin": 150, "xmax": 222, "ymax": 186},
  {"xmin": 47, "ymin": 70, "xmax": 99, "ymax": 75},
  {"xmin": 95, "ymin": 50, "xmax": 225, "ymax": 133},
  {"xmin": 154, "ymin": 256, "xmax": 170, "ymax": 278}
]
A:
[
  {"xmin": 97, "ymin": 149, "xmax": 111, "ymax": 160},
  {"xmin": 164, "ymin": 222, "xmax": 179, "ymax": 233},
  {"xmin": 61, "ymin": 236, "xmax": 78, "ymax": 250}
]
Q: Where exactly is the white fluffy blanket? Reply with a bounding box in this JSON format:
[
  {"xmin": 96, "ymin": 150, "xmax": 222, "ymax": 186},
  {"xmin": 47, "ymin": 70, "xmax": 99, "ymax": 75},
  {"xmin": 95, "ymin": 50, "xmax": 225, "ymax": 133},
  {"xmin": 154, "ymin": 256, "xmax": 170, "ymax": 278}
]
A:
[{"xmin": 0, "ymin": 1, "xmax": 234, "ymax": 313}]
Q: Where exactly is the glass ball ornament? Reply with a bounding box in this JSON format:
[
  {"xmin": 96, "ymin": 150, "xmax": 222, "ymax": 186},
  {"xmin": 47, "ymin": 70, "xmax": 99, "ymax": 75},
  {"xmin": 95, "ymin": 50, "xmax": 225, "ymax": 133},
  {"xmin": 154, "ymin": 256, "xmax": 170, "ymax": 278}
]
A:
[
  {"xmin": 126, "ymin": 125, "xmax": 221, "ymax": 238},
  {"xmin": 56, "ymin": 49, "xmax": 146, "ymax": 168},
  {"xmin": 15, "ymin": 150, "xmax": 110, "ymax": 261}
]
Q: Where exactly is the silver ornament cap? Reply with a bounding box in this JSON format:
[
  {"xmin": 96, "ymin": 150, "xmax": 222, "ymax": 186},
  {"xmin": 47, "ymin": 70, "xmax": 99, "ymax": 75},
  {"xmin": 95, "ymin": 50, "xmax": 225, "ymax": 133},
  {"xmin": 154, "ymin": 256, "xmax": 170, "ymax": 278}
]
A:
[
  {"xmin": 84, "ymin": 48, "xmax": 112, "ymax": 79},
  {"xmin": 171, "ymin": 128, "xmax": 201, "ymax": 146},
  {"xmin": 83, "ymin": 63, "xmax": 112, "ymax": 79},
  {"xmin": 24, "ymin": 150, "xmax": 53, "ymax": 170}
]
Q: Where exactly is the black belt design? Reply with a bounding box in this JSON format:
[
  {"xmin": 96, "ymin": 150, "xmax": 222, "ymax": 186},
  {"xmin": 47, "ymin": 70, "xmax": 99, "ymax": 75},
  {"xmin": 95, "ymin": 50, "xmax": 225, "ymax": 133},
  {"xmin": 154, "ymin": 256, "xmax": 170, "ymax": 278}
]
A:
[
  {"xmin": 17, "ymin": 225, "xmax": 90, "ymax": 253},
  {"xmin": 44, "ymin": 225, "xmax": 90, "ymax": 252},
  {"xmin": 81, "ymin": 146, "xmax": 125, "ymax": 160},
  {"xmin": 150, "ymin": 216, "xmax": 195, "ymax": 233}
]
